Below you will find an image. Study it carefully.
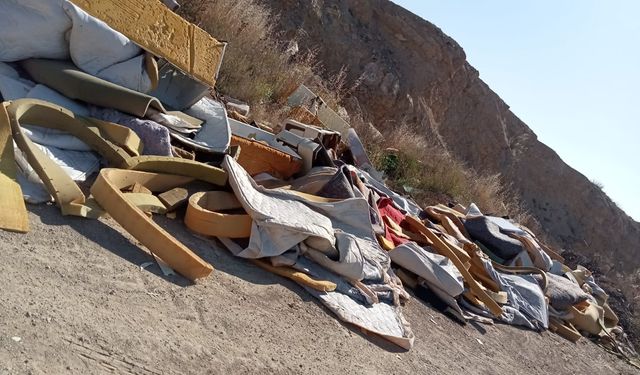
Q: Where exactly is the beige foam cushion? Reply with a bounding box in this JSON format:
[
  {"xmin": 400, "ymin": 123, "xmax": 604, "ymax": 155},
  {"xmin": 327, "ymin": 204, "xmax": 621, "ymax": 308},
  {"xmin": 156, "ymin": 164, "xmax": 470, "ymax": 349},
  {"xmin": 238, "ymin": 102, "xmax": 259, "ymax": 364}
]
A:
[{"xmin": 70, "ymin": 0, "xmax": 224, "ymax": 86}]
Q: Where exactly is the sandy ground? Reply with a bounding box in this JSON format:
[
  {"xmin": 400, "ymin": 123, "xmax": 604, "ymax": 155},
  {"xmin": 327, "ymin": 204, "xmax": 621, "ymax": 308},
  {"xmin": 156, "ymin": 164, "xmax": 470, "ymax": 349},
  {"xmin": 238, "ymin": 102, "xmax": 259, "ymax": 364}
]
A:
[{"xmin": 0, "ymin": 203, "xmax": 638, "ymax": 374}]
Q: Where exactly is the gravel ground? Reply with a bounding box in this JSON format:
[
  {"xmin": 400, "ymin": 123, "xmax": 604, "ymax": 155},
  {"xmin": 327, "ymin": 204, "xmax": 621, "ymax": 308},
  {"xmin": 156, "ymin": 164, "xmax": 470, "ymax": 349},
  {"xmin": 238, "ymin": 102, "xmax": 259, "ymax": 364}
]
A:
[{"xmin": 0, "ymin": 204, "xmax": 637, "ymax": 374}]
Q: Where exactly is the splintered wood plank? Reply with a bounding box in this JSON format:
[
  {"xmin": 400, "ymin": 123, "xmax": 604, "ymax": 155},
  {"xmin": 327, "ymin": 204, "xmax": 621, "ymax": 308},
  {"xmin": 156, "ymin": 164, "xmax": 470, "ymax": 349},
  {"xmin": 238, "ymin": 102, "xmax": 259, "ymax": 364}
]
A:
[
  {"xmin": 0, "ymin": 103, "xmax": 28, "ymax": 233},
  {"xmin": 70, "ymin": 0, "xmax": 224, "ymax": 86}
]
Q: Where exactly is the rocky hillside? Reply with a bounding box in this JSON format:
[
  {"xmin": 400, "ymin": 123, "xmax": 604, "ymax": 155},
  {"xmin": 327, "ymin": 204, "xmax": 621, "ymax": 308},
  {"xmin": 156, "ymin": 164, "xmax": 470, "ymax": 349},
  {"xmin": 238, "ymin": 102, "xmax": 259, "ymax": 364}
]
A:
[{"xmin": 261, "ymin": 0, "xmax": 640, "ymax": 276}]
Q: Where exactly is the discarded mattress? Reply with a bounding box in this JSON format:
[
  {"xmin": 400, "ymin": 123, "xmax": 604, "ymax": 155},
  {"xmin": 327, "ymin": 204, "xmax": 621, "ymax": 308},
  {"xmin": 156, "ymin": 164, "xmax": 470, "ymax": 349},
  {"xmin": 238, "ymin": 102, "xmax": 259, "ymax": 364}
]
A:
[
  {"xmin": 222, "ymin": 155, "xmax": 392, "ymax": 280},
  {"xmin": 388, "ymin": 242, "xmax": 464, "ymax": 298},
  {"xmin": 0, "ymin": 0, "xmax": 154, "ymax": 92},
  {"xmin": 217, "ymin": 237, "xmax": 415, "ymax": 350},
  {"xmin": 295, "ymin": 254, "xmax": 414, "ymax": 350},
  {"xmin": 481, "ymin": 259, "xmax": 549, "ymax": 330},
  {"xmin": 18, "ymin": 140, "xmax": 100, "ymax": 182},
  {"xmin": 464, "ymin": 215, "xmax": 525, "ymax": 260}
]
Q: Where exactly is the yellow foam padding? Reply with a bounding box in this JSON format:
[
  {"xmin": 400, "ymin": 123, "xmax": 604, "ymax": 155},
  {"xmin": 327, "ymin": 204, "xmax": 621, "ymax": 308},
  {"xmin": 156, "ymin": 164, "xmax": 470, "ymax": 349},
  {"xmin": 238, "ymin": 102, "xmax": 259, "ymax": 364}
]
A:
[
  {"xmin": 377, "ymin": 234, "xmax": 396, "ymax": 251},
  {"xmin": 383, "ymin": 216, "xmax": 411, "ymax": 241},
  {"xmin": 91, "ymin": 168, "xmax": 213, "ymax": 281},
  {"xmin": 250, "ymin": 259, "xmax": 337, "ymax": 293},
  {"xmin": 127, "ymin": 155, "xmax": 227, "ymax": 186},
  {"xmin": 8, "ymin": 99, "xmax": 137, "ymax": 168},
  {"xmin": 568, "ymin": 300, "xmax": 604, "ymax": 336},
  {"xmin": 5, "ymin": 99, "xmax": 142, "ymax": 218},
  {"xmin": 549, "ymin": 317, "xmax": 582, "ymax": 342},
  {"xmin": 123, "ymin": 192, "xmax": 167, "ymax": 214},
  {"xmin": 89, "ymin": 119, "xmax": 143, "ymax": 157},
  {"xmin": 0, "ymin": 103, "xmax": 28, "ymax": 232},
  {"xmin": 433, "ymin": 204, "xmax": 467, "ymax": 219},
  {"xmin": 144, "ymin": 52, "xmax": 159, "ymax": 91},
  {"xmin": 70, "ymin": 0, "xmax": 225, "ymax": 86},
  {"xmin": 467, "ymin": 258, "xmax": 501, "ymax": 293},
  {"xmin": 185, "ymin": 191, "xmax": 252, "ymax": 239},
  {"xmin": 483, "ymin": 287, "xmax": 509, "ymax": 305},
  {"xmin": 230, "ymin": 135, "xmax": 302, "ymax": 179},
  {"xmin": 215, "ymin": 237, "xmax": 337, "ymax": 292},
  {"xmin": 426, "ymin": 206, "xmax": 470, "ymax": 241},
  {"xmin": 404, "ymin": 216, "xmax": 503, "ymax": 317}
]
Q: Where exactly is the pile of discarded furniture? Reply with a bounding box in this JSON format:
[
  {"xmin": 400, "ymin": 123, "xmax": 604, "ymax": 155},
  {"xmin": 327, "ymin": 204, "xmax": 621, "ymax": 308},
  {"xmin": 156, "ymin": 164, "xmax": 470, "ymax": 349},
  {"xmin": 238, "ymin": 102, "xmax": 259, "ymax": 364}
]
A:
[{"xmin": 0, "ymin": 0, "xmax": 637, "ymax": 363}]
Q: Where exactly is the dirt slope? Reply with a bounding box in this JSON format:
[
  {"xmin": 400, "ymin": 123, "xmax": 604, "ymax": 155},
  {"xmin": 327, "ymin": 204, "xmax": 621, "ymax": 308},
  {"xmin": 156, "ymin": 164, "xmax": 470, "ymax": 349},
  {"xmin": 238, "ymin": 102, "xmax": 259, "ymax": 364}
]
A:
[{"xmin": 0, "ymin": 204, "xmax": 637, "ymax": 374}]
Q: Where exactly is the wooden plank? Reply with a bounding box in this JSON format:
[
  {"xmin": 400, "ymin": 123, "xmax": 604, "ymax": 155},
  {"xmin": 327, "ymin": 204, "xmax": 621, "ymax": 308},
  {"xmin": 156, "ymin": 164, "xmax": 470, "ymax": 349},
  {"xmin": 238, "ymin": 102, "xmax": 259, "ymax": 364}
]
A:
[
  {"xmin": 70, "ymin": 0, "xmax": 224, "ymax": 86},
  {"xmin": 0, "ymin": 103, "xmax": 28, "ymax": 233}
]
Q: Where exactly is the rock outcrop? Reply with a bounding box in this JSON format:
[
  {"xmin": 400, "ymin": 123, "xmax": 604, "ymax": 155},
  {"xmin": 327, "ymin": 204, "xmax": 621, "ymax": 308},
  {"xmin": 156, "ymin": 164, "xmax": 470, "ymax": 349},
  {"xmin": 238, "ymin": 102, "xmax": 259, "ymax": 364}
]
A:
[{"xmin": 261, "ymin": 0, "xmax": 640, "ymax": 274}]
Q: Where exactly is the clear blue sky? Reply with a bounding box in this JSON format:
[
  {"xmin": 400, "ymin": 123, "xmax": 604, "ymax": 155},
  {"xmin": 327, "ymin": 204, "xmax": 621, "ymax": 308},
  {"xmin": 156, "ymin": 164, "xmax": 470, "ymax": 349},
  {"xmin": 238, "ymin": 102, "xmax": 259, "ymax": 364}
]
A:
[{"xmin": 391, "ymin": 1, "xmax": 640, "ymax": 221}]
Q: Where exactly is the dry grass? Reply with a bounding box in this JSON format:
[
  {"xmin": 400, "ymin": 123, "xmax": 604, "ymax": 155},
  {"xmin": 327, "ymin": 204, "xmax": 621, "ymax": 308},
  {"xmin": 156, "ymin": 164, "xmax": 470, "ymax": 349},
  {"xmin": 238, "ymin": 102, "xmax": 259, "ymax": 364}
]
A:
[
  {"xmin": 179, "ymin": 0, "xmax": 349, "ymax": 124},
  {"xmin": 180, "ymin": 0, "xmax": 311, "ymax": 105},
  {"xmin": 353, "ymin": 120, "xmax": 536, "ymax": 225}
]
